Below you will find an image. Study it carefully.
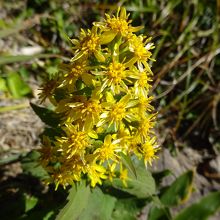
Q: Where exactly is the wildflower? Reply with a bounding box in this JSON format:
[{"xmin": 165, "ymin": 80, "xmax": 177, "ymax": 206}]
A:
[
  {"xmin": 107, "ymin": 163, "xmax": 117, "ymax": 182},
  {"xmin": 136, "ymin": 114, "xmax": 156, "ymax": 142},
  {"xmin": 128, "ymin": 34, "xmax": 155, "ymax": 73},
  {"xmin": 66, "ymin": 95, "xmax": 102, "ymax": 129},
  {"xmin": 94, "ymin": 7, "xmax": 143, "ymax": 41},
  {"xmin": 38, "ymin": 136, "xmax": 57, "ymax": 167},
  {"xmin": 94, "ymin": 135, "xmax": 121, "ymax": 163},
  {"xmin": 119, "ymin": 166, "xmax": 128, "ymax": 187},
  {"xmin": 55, "ymin": 124, "xmax": 90, "ymax": 159},
  {"xmin": 129, "ymin": 67, "xmax": 153, "ymax": 98},
  {"xmin": 38, "ymin": 74, "xmax": 60, "ymax": 104},
  {"xmin": 140, "ymin": 137, "xmax": 159, "ymax": 165},
  {"xmin": 97, "ymin": 60, "xmax": 132, "ymax": 94},
  {"xmin": 97, "ymin": 94, "xmax": 138, "ymax": 131},
  {"xmin": 71, "ymin": 27, "xmax": 105, "ymax": 62},
  {"xmin": 136, "ymin": 96, "xmax": 154, "ymax": 118},
  {"xmin": 86, "ymin": 163, "xmax": 107, "ymax": 187},
  {"xmin": 60, "ymin": 60, "xmax": 93, "ymax": 91},
  {"xmin": 38, "ymin": 7, "xmax": 158, "ymax": 189}
]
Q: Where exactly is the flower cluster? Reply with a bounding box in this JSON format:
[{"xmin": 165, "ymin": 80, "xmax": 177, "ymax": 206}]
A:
[{"xmin": 38, "ymin": 7, "xmax": 159, "ymax": 189}]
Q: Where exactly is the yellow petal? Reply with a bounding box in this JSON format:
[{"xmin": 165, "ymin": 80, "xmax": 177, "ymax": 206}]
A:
[{"xmin": 119, "ymin": 7, "xmax": 127, "ymax": 20}]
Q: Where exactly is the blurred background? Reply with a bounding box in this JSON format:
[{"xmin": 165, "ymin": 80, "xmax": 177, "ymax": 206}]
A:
[{"xmin": 0, "ymin": 0, "xmax": 220, "ymax": 219}]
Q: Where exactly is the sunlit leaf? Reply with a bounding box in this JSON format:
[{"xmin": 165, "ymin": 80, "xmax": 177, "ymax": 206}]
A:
[
  {"xmin": 112, "ymin": 165, "xmax": 155, "ymax": 198},
  {"xmin": 174, "ymin": 191, "xmax": 220, "ymax": 220},
  {"xmin": 55, "ymin": 182, "xmax": 90, "ymax": 220},
  {"xmin": 160, "ymin": 170, "xmax": 194, "ymax": 206},
  {"xmin": 6, "ymin": 72, "xmax": 32, "ymax": 98},
  {"xmin": 79, "ymin": 187, "xmax": 116, "ymax": 220},
  {"xmin": 119, "ymin": 153, "xmax": 137, "ymax": 178}
]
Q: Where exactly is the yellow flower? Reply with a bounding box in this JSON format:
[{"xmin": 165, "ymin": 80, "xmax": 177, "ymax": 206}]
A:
[
  {"xmin": 120, "ymin": 167, "xmax": 128, "ymax": 187},
  {"xmin": 141, "ymin": 137, "xmax": 159, "ymax": 165},
  {"xmin": 97, "ymin": 94, "xmax": 138, "ymax": 131},
  {"xmin": 60, "ymin": 60, "xmax": 93, "ymax": 91},
  {"xmin": 38, "ymin": 6, "xmax": 159, "ymax": 189},
  {"xmin": 59, "ymin": 155, "xmax": 85, "ymax": 181},
  {"xmin": 94, "ymin": 7, "xmax": 143, "ymax": 42},
  {"xmin": 94, "ymin": 134, "xmax": 121, "ymax": 163},
  {"xmin": 128, "ymin": 34, "xmax": 155, "ymax": 74},
  {"xmin": 132, "ymin": 68, "xmax": 153, "ymax": 98},
  {"xmin": 137, "ymin": 96, "xmax": 154, "ymax": 118},
  {"xmin": 38, "ymin": 74, "xmax": 60, "ymax": 104},
  {"xmin": 136, "ymin": 114, "xmax": 156, "ymax": 142},
  {"xmin": 107, "ymin": 163, "xmax": 117, "ymax": 182},
  {"xmin": 71, "ymin": 27, "xmax": 105, "ymax": 62},
  {"xmin": 64, "ymin": 93, "xmax": 102, "ymax": 130},
  {"xmin": 52, "ymin": 170, "xmax": 74, "ymax": 190},
  {"xmin": 55, "ymin": 124, "xmax": 90, "ymax": 159},
  {"xmin": 38, "ymin": 136, "xmax": 57, "ymax": 167},
  {"xmin": 86, "ymin": 163, "xmax": 107, "ymax": 187}
]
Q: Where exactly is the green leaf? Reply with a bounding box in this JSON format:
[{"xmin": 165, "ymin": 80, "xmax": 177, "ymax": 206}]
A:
[
  {"xmin": 112, "ymin": 165, "xmax": 156, "ymax": 198},
  {"xmin": 6, "ymin": 72, "xmax": 32, "ymax": 98},
  {"xmin": 55, "ymin": 182, "xmax": 90, "ymax": 220},
  {"xmin": 79, "ymin": 187, "xmax": 116, "ymax": 220},
  {"xmin": 160, "ymin": 170, "xmax": 194, "ymax": 206},
  {"xmin": 0, "ymin": 77, "xmax": 7, "ymax": 91},
  {"xmin": 148, "ymin": 206, "xmax": 172, "ymax": 220},
  {"xmin": 119, "ymin": 153, "xmax": 137, "ymax": 178},
  {"xmin": 24, "ymin": 194, "xmax": 38, "ymax": 212},
  {"xmin": 174, "ymin": 191, "xmax": 220, "ymax": 220},
  {"xmin": 21, "ymin": 151, "xmax": 48, "ymax": 179},
  {"xmin": 148, "ymin": 196, "xmax": 172, "ymax": 220},
  {"xmin": 0, "ymin": 54, "xmax": 64, "ymax": 65},
  {"xmin": 30, "ymin": 103, "xmax": 61, "ymax": 127},
  {"xmin": 112, "ymin": 198, "xmax": 146, "ymax": 220}
]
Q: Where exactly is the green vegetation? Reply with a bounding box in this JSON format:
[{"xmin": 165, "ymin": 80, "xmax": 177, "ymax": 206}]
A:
[{"xmin": 0, "ymin": 0, "xmax": 219, "ymax": 219}]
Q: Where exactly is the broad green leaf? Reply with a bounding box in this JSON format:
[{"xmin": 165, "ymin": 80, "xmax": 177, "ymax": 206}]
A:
[
  {"xmin": 148, "ymin": 206, "xmax": 172, "ymax": 220},
  {"xmin": 30, "ymin": 103, "xmax": 61, "ymax": 127},
  {"xmin": 148, "ymin": 196, "xmax": 172, "ymax": 220},
  {"xmin": 160, "ymin": 170, "xmax": 194, "ymax": 206},
  {"xmin": 55, "ymin": 182, "xmax": 90, "ymax": 220},
  {"xmin": 6, "ymin": 72, "xmax": 32, "ymax": 98},
  {"xmin": 174, "ymin": 191, "xmax": 220, "ymax": 220},
  {"xmin": 79, "ymin": 187, "xmax": 116, "ymax": 220},
  {"xmin": 112, "ymin": 198, "xmax": 146, "ymax": 220},
  {"xmin": 112, "ymin": 165, "xmax": 156, "ymax": 198}
]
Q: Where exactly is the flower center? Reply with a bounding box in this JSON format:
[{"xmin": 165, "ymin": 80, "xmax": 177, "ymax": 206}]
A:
[
  {"xmin": 82, "ymin": 35, "xmax": 99, "ymax": 53},
  {"xmin": 84, "ymin": 100, "xmax": 102, "ymax": 115},
  {"xmin": 110, "ymin": 102, "xmax": 126, "ymax": 121},
  {"xmin": 108, "ymin": 62, "xmax": 126, "ymax": 83},
  {"xmin": 107, "ymin": 18, "xmax": 129, "ymax": 34}
]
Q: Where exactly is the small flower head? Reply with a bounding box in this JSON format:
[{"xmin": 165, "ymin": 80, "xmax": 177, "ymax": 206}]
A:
[
  {"xmin": 94, "ymin": 7, "xmax": 143, "ymax": 39},
  {"xmin": 71, "ymin": 27, "xmax": 105, "ymax": 62}
]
